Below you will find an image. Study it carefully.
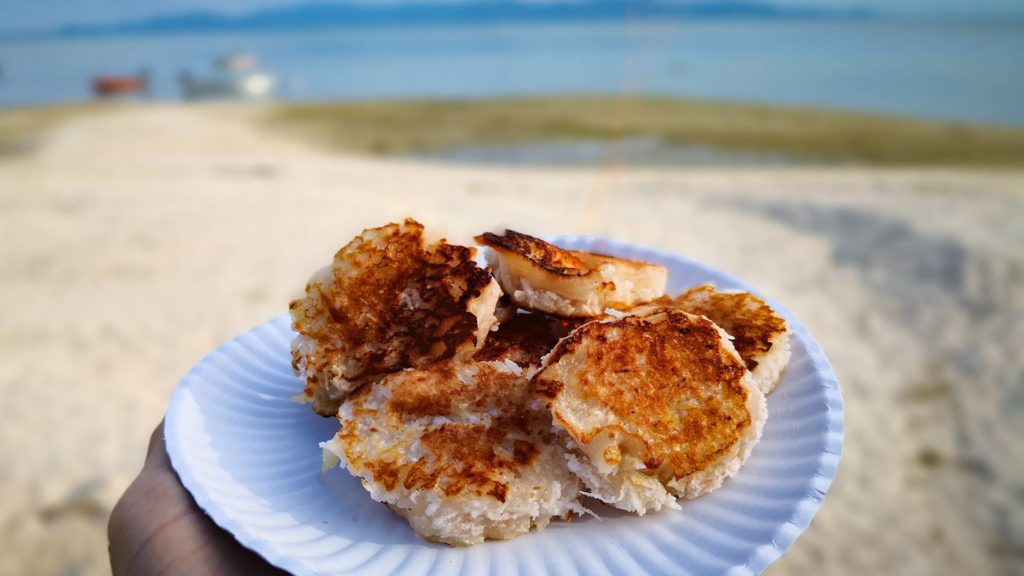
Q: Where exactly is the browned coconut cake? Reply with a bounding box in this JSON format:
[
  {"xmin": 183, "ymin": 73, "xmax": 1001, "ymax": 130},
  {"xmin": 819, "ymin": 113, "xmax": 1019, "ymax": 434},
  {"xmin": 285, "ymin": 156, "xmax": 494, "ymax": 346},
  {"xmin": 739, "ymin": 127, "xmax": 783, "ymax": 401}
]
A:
[
  {"xmin": 673, "ymin": 284, "xmax": 791, "ymax": 395},
  {"xmin": 290, "ymin": 219, "xmax": 501, "ymax": 416},
  {"xmin": 475, "ymin": 230, "xmax": 667, "ymax": 318},
  {"xmin": 322, "ymin": 358, "xmax": 584, "ymax": 545},
  {"xmin": 533, "ymin": 307, "xmax": 766, "ymax": 514}
]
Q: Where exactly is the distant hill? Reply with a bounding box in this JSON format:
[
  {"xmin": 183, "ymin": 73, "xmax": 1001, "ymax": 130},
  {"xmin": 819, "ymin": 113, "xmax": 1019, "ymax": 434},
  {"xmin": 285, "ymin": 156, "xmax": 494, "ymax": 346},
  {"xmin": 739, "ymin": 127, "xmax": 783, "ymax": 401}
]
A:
[{"xmin": 56, "ymin": 1, "xmax": 873, "ymax": 37}]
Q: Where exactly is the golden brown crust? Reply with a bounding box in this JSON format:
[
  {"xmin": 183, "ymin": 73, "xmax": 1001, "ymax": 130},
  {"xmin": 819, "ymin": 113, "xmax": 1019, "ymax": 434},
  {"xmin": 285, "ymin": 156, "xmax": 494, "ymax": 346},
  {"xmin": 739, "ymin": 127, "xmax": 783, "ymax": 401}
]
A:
[
  {"xmin": 474, "ymin": 312, "xmax": 582, "ymax": 366},
  {"xmin": 339, "ymin": 361, "xmax": 543, "ymax": 503},
  {"xmin": 475, "ymin": 229, "xmax": 668, "ymax": 318},
  {"xmin": 476, "ymin": 230, "xmax": 589, "ymax": 276},
  {"xmin": 672, "ymin": 285, "xmax": 788, "ymax": 371},
  {"xmin": 384, "ymin": 361, "xmax": 527, "ymax": 421},
  {"xmin": 290, "ymin": 219, "xmax": 497, "ymax": 415},
  {"xmin": 534, "ymin": 308, "xmax": 752, "ymax": 480},
  {"xmin": 476, "ymin": 229, "xmax": 653, "ymax": 277}
]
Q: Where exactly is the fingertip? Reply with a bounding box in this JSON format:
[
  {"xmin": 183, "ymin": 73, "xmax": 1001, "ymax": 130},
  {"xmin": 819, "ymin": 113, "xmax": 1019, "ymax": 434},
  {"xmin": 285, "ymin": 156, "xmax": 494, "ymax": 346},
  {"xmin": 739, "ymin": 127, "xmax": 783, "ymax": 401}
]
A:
[{"xmin": 145, "ymin": 420, "xmax": 171, "ymax": 469}]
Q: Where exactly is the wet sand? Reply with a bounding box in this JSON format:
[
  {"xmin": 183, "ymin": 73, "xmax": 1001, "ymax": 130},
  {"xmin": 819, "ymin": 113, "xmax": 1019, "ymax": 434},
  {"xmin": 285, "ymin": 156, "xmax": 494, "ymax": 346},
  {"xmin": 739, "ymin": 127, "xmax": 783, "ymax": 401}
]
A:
[{"xmin": 0, "ymin": 103, "xmax": 1021, "ymax": 576}]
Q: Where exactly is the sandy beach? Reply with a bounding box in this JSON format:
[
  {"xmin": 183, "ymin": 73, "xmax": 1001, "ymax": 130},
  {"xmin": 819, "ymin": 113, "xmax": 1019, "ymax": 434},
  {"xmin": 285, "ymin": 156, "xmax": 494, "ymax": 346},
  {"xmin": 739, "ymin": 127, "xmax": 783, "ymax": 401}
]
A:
[{"xmin": 1, "ymin": 103, "xmax": 1022, "ymax": 576}]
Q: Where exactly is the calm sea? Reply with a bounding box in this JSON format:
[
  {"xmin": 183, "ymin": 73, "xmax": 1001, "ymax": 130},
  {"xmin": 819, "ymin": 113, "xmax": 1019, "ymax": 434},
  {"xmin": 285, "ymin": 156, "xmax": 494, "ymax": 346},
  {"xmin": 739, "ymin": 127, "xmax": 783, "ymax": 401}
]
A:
[{"xmin": 1, "ymin": 20, "xmax": 1022, "ymax": 125}]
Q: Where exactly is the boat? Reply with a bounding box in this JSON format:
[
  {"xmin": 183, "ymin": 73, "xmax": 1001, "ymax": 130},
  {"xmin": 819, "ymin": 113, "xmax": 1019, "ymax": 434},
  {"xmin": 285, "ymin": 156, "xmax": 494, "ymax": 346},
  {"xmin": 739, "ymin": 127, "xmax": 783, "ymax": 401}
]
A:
[
  {"xmin": 92, "ymin": 70, "xmax": 148, "ymax": 98},
  {"xmin": 179, "ymin": 54, "xmax": 276, "ymax": 101}
]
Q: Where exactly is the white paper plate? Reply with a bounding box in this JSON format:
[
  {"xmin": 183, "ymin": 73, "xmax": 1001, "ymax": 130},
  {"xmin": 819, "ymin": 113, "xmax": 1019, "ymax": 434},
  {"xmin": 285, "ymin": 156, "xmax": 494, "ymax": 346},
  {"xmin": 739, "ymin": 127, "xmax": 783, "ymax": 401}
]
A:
[{"xmin": 165, "ymin": 237, "xmax": 844, "ymax": 576}]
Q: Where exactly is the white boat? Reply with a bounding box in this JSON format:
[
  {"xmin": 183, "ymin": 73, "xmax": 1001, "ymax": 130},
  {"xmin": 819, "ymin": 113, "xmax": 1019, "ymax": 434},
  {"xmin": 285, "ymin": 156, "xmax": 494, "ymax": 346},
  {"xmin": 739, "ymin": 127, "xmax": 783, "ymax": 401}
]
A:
[{"xmin": 179, "ymin": 54, "xmax": 277, "ymax": 100}]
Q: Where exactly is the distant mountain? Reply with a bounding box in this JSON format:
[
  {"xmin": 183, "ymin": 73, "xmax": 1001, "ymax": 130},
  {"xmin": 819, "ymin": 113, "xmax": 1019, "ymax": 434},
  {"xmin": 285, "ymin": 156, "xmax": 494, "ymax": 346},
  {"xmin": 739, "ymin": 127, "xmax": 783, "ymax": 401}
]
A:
[{"xmin": 55, "ymin": 1, "xmax": 872, "ymax": 37}]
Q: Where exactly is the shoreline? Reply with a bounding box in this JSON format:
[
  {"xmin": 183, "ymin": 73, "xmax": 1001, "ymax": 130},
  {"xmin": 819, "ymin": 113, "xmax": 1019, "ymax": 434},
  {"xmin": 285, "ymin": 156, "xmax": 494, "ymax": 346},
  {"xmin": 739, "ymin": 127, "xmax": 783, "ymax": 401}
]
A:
[{"xmin": 3, "ymin": 97, "xmax": 1024, "ymax": 167}]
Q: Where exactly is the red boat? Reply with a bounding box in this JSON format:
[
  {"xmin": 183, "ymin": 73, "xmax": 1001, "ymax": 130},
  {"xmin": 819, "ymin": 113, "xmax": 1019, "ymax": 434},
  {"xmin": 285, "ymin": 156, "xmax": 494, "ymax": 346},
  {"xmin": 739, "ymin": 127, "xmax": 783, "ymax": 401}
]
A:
[{"xmin": 92, "ymin": 71, "xmax": 148, "ymax": 98}]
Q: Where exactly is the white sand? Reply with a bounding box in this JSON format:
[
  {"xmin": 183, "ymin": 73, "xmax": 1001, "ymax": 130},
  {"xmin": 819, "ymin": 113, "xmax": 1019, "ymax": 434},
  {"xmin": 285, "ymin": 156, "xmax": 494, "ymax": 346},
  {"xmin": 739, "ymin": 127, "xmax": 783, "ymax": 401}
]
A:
[{"xmin": 0, "ymin": 103, "xmax": 1022, "ymax": 576}]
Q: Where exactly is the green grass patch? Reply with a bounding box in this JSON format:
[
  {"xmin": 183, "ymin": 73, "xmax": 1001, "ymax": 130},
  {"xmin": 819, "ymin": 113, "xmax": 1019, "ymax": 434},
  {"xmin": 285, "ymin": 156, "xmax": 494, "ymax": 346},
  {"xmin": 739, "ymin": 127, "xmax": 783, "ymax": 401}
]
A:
[{"xmin": 265, "ymin": 96, "xmax": 1024, "ymax": 166}]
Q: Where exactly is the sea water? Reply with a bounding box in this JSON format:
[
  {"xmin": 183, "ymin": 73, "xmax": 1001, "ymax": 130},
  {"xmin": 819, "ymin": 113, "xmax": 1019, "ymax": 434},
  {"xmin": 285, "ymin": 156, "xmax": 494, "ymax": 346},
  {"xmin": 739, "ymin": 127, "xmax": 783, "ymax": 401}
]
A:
[{"xmin": 0, "ymin": 20, "xmax": 1022, "ymax": 125}]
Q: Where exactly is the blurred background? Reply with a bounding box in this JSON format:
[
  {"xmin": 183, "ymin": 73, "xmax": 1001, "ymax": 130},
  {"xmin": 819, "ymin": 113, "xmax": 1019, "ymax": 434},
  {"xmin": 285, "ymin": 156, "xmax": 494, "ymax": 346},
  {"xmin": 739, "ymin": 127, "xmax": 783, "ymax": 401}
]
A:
[{"xmin": 1, "ymin": 1, "xmax": 1022, "ymax": 575}]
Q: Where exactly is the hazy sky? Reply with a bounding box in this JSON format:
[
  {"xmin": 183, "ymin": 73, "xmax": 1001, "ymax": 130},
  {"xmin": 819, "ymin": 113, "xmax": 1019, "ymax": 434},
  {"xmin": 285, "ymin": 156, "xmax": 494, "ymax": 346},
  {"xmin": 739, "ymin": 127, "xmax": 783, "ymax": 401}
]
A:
[{"xmin": 2, "ymin": 0, "xmax": 1022, "ymax": 32}]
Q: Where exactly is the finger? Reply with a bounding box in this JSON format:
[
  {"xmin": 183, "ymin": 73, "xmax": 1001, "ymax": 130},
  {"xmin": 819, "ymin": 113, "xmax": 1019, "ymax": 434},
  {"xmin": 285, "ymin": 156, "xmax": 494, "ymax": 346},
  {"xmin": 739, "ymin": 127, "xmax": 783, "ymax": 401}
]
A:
[{"xmin": 145, "ymin": 420, "xmax": 172, "ymax": 471}]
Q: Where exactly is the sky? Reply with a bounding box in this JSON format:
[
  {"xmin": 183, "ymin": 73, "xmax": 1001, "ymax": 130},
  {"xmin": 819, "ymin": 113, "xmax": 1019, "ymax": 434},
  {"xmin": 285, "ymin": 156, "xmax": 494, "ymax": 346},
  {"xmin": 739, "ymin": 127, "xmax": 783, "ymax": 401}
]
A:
[{"xmin": 1, "ymin": 0, "xmax": 1022, "ymax": 33}]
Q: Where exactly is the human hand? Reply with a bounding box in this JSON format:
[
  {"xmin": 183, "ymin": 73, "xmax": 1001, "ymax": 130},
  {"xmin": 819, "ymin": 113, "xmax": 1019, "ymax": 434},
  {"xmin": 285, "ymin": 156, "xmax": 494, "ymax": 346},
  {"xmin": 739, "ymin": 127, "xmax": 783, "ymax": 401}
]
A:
[{"xmin": 108, "ymin": 421, "xmax": 288, "ymax": 576}]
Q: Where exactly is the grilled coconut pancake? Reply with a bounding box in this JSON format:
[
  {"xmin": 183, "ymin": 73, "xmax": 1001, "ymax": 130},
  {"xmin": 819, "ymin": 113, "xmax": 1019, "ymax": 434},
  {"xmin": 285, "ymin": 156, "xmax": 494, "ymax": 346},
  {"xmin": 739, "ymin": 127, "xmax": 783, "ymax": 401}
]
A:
[
  {"xmin": 673, "ymin": 285, "xmax": 791, "ymax": 395},
  {"xmin": 321, "ymin": 359, "xmax": 584, "ymax": 546},
  {"xmin": 475, "ymin": 230, "xmax": 667, "ymax": 318},
  {"xmin": 534, "ymin": 307, "xmax": 766, "ymax": 513},
  {"xmin": 475, "ymin": 311, "xmax": 581, "ymax": 368},
  {"xmin": 290, "ymin": 219, "xmax": 502, "ymax": 416}
]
